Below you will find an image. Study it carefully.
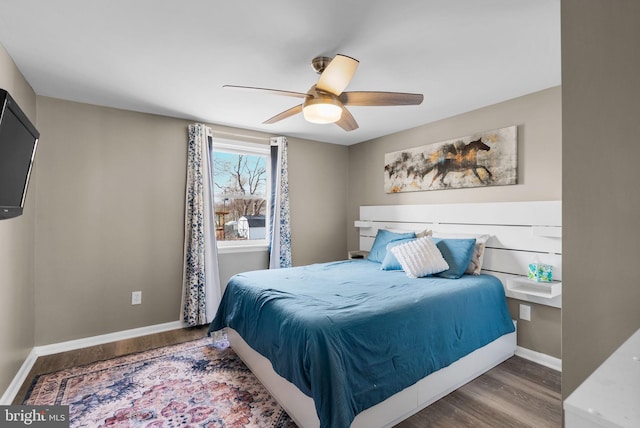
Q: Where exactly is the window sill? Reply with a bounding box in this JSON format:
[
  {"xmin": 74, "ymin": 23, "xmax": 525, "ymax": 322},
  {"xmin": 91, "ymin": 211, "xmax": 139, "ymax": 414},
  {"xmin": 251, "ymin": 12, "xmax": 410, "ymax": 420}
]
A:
[{"xmin": 217, "ymin": 244, "xmax": 269, "ymax": 254}]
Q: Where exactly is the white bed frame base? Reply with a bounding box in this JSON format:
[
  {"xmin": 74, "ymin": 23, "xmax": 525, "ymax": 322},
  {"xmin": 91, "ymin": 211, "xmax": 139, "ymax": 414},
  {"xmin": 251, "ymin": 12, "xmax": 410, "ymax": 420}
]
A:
[
  {"xmin": 229, "ymin": 327, "xmax": 516, "ymax": 428},
  {"xmin": 228, "ymin": 201, "xmax": 560, "ymax": 428}
]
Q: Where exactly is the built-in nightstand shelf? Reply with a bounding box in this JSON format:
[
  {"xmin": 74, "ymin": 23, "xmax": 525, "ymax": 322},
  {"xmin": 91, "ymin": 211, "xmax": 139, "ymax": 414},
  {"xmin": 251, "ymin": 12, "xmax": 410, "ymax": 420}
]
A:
[
  {"xmin": 507, "ymin": 277, "xmax": 562, "ymax": 298},
  {"xmin": 348, "ymin": 250, "xmax": 369, "ymax": 260},
  {"xmin": 354, "ymin": 220, "xmax": 373, "ymax": 228}
]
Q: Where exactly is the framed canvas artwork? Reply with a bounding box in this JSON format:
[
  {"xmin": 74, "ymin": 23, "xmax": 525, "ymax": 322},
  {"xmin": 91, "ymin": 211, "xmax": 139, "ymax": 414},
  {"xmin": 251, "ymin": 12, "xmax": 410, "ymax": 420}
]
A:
[{"xmin": 384, "ymin": 126, "xmax": 517, "ymax": 193}]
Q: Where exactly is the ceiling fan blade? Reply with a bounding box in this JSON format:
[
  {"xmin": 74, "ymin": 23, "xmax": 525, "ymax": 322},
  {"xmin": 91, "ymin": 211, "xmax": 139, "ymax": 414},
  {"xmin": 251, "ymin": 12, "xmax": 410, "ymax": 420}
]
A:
[
  {"xmin": 224, "ymin": 85, "xmax": 308, "ymax": 99},
  {"xmin": 335, "ymin": 106, "xmax": 359, "ymax": 132},
  {"xmin": 263, "ymin": 104, "xmax": 303, "ymax": 124},
  {"xmin": 340, "ymin": 91, "xmax": 424, "ymax": 106},
  {"xmin": 316, "ymin": 54, "xmax": 359, "ymax": 96}
]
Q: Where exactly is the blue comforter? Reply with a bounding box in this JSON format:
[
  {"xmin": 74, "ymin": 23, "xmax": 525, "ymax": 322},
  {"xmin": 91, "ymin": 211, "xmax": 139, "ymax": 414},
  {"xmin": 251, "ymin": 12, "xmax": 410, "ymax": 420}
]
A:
[{"xmin": 208, "ymin": 260, "xmax": 514, "ymax": 428}]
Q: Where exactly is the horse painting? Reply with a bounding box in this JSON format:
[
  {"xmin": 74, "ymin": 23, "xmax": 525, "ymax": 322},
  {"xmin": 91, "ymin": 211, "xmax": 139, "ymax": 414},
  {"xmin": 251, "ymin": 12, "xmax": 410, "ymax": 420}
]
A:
[
  {"xmin": 383, "ymin": 126, "xmax": 517, "ymax": 193},
  {"xmin": 422, "ymin": 138, "xmax": 493, "ymax": 187}
]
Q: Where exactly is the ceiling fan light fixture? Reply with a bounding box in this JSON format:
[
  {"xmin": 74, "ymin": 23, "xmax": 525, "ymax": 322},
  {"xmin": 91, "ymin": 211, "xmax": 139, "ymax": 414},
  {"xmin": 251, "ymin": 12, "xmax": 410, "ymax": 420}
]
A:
[
  {"xmin": 302, "ymin": 97, "xmax": 342, "ymax": 124},
  {"xmin": 225, "ymin": 53, "xmax": 422, "ymax": 131}
]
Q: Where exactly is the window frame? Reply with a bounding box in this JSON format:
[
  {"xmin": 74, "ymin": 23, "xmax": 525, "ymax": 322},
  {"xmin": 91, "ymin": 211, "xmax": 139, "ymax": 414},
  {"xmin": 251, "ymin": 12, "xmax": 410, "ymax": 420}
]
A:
[{"xmin": 212, "ymin": 138, "xmax": 271, "ymax": 253}]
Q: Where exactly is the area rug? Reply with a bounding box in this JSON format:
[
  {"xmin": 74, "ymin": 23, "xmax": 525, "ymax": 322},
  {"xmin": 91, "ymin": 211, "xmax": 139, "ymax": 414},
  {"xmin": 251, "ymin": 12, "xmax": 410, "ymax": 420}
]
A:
[{"xmin": 24, "ymin": 337, "xmax": 297, "ymax": 427}]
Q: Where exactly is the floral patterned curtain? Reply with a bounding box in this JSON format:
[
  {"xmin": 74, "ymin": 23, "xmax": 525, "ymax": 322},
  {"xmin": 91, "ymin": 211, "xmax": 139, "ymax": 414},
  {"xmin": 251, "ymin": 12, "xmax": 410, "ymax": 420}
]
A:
[
  {"xmin": 181, "ymin": 124, "xmax": 221, "ymax": 326},
  {"xmin": 269, "ymin": 136, "xmax": 292, "ymax": 269}
]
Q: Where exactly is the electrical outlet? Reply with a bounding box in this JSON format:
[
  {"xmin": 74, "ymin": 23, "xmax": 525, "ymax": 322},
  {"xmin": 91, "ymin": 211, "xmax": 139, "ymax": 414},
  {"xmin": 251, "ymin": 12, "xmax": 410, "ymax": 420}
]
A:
[
  {"xmin": 131, "ymin": 291, "xmax": 142, "ymax": 305},
  {"xmin": 519, "ymin": 303, "xmax": 531, "ymax": 321}
]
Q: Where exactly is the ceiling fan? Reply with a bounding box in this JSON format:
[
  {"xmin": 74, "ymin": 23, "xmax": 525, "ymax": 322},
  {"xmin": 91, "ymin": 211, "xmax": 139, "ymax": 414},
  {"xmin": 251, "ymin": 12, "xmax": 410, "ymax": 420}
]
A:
[{"xmin": 224, "ymin": 54, "xmax": 424, "ymax": 132}]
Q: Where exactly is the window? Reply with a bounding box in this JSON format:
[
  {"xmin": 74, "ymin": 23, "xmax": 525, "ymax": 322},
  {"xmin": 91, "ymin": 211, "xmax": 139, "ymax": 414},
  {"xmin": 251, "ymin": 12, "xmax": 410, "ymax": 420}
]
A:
[{"xmin": 212, "ymin": 139, "xmax": 270, "ymax": 249}]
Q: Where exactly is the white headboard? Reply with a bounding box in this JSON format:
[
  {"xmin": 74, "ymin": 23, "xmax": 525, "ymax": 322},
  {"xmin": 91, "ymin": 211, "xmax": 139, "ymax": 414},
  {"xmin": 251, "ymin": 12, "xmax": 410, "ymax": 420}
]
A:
[{"xmin": 356, "ymin": 201, "xmax": 562, "ymax": 308}]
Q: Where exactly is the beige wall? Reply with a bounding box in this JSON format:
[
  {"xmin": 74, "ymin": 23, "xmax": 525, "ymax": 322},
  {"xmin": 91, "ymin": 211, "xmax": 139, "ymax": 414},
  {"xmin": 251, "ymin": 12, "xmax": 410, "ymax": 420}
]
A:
[
  {"xmin": 288, "ymin": 137, "xmax": 348, "ymax": 265},
  {"xmin": 561, "ymin": 0, "xmax": 640, "ymax": 397},
  {"xmin": 347, "ymin": 87, "xmax": 562, "ymax": 357},
  {"xmin": 33, "ymin": 97, "xmax": 348, "ymax": 345},
  {"xmin": 0, "ymin": 43, "xmax": 37, "ymax": 396},
  {"xmin": 34, "ymin": 98, "xmax": 188, "ymax": 344}
]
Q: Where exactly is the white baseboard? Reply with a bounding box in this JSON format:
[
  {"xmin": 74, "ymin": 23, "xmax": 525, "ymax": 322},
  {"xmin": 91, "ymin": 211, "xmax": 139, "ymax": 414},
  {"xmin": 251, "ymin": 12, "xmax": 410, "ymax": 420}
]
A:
[
  {"xmin": 515, "ymin": 346, "xmax": 562, "ymax": 372},
  {"xmin": 1, "ymin": 320, "xmax": 190, "ymax": 405},
  {"xmin": 0, "ymin": 348, "xmax": 38, "ymax": 406},
  {"xmin": 34, "ymin": 320, "xmax": 188, "ymax": 356}
]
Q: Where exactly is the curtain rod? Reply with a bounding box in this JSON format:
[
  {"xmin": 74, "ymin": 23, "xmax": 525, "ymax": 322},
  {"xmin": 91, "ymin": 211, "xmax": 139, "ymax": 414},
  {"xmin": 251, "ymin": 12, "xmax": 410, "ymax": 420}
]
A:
[{"xmin": 211, "ymin": 129, "xmax": 274, "ymax": 142}]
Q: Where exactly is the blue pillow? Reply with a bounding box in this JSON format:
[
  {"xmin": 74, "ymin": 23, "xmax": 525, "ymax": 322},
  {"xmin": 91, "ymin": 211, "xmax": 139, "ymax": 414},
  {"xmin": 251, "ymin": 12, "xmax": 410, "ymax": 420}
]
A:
[
  {"xmin": 433, "ymin": 238, "xmax": 477, "ymax": 279},
  {"xmin": 367, "ymin": 229, "xmax": 416, "ymax": 263},
  {"xmin": 380, "ymin": 238, "xmax": 417, "ymax": 270}
]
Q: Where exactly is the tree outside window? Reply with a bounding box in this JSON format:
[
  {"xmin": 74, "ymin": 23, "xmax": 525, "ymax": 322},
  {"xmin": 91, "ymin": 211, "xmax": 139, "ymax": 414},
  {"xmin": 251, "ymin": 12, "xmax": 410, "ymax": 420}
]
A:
[{"xmin": 212, "ymin": 142, "xmax": 269, "ymax": 244}]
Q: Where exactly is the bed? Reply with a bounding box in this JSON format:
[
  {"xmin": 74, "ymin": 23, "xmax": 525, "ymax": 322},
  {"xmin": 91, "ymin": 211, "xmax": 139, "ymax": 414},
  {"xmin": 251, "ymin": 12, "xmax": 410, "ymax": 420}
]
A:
[{"xmin": 209, "ymin": 201, "xmax": 561, "ymax": 428}]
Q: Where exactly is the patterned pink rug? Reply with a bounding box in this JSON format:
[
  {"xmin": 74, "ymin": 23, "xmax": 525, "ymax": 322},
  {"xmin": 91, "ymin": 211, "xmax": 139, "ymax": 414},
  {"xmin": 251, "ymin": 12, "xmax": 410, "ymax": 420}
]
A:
[{"xmin": 24, "ymin": 337, "xmax": 297, "ymax": 427}]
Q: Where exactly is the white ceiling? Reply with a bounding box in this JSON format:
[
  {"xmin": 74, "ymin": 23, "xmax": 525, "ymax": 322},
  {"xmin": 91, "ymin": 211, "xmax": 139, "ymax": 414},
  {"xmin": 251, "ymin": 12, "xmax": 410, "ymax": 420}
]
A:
[{"xmin": 0, "ymin": 0, "xmax": 560, "ymax": 145}]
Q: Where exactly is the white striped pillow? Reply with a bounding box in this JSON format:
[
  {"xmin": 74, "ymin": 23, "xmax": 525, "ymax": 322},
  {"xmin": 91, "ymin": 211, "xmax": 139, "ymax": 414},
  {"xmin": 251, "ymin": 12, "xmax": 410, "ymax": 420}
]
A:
[{"xmin": 390, "ymin": 236, "xmax": 449, "ymax": 278}]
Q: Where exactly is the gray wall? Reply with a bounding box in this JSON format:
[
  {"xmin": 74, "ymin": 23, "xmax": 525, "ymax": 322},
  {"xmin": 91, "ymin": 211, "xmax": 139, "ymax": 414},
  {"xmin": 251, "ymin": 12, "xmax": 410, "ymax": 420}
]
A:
[
  {"xmin": 347, "ymin": 87, "xmax": 562, "ymax": 358},
  {"xmin": 288, "ymin": 137, "xmax": 348, "ymax": 264},
  {"xmin": 34, "ymin": 97, "xmax": 348, "ymax": 345},
  {"xmin": 0, "ymin": 43, "xmax": 37, "ymax": 396},
  {"xmin": 561, "ymin": 0, "xmax": 640, "ymax": 397},
  {"xmin": 34, "ymin": 98, "xmax": 188, "ymax": 344}
]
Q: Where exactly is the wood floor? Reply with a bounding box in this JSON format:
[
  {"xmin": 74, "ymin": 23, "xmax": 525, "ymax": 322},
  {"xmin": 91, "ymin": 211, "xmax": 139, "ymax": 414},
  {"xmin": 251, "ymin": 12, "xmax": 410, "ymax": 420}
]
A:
[
  {"xmin": 14, "ymin": 327, "xmax": 561, "ymax": 427},
  {"xmin": 395, "ymin": 356, "xmax": 561, "ymax": 428}
]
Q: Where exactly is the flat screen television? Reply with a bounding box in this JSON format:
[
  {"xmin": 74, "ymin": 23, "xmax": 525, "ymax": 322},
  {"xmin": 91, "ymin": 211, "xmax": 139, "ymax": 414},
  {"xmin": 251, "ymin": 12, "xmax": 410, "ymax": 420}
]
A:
[{"xmin": 0, "ymin": 89, "xmax": 40, "ymax": 220}]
